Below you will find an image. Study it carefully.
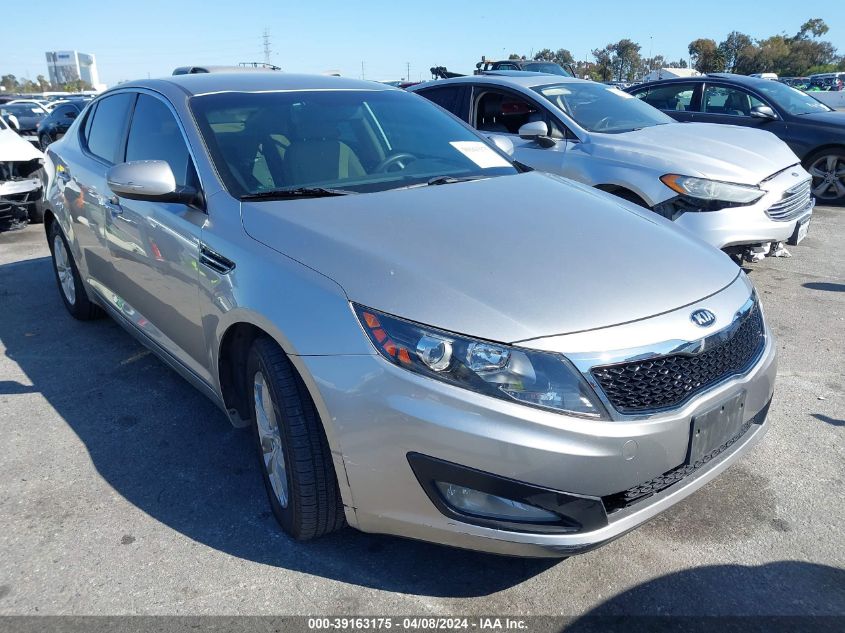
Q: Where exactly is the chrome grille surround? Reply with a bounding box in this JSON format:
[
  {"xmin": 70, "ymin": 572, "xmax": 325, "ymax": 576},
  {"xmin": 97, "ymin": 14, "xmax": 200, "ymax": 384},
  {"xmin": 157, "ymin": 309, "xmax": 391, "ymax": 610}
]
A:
[{"xmin": 766, "ymin": 179, "xmax": 812, "ymax": 221}]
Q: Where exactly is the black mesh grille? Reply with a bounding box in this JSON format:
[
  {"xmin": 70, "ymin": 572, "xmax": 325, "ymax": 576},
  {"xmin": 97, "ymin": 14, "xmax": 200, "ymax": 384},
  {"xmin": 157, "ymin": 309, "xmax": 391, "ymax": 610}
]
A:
[
  {"xmin": 591, "ymin": 303, "xmax": 764, "ymax": 414},
  {"xmin": 602, "ymin": 398, "xmax": 770, "ymax": 514}
]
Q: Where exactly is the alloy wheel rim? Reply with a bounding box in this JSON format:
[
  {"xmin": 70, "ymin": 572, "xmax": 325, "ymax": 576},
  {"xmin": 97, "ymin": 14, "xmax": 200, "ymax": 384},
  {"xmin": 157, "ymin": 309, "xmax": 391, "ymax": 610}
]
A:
[
  {"xmin": 809, "ymin": 154, "xmax": 845, "ymax": 200},
  {"xmin": 254, "ymin": 370, "xmax": 289, "ymax": 508},
  {"xmin": 53, "ymin": 235, "xmax": 76, "ymax": 305}
]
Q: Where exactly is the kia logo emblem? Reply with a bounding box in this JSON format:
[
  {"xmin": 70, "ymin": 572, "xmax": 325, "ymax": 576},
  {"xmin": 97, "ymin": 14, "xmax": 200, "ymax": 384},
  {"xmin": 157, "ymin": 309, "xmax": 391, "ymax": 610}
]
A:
[{"xmin": 691, "ymin": 309, "xmax": 716, "ymax": 327}]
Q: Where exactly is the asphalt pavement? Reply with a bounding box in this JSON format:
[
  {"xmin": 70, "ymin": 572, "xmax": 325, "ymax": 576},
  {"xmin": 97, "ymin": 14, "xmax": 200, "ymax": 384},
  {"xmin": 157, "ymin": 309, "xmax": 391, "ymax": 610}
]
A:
[{"xmin": 0, "ymin": 210, "xmax": 842, "ymax": 617}]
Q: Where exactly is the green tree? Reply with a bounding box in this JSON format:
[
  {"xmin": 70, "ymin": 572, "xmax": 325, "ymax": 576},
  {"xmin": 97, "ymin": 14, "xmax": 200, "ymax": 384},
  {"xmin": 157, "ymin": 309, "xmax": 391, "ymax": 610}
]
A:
[
  {"xmin": 611, "ymin": 39, "xmax": 641, "ymax": 81},
  {"xmin": 1, "ymin": 74, "xmax": 19, "ymax": 92},
  {"xmin": 534, "ymin": 48, "xmax": 555, "ymax": 62},
  {"xmin": 508, "ymin": 53, "xmax": 523, "ymax": 60},
  {"xmin": 796, "ymin": 18, "xmax": 829, "ymax": 40},
  {"xmin": 689, "ymin": 38, "xmax": 725, "ymax": 72},
  {"xmin": 36, "ymin": 75, "xmax": 51, "ymax": 91},
  {"xmin": 592, "ymin": 45, "xmax": 614, "ymax": 81},
  {"xmin": 719, "ymin": 31, "xmax": 754, "ymax": 73}
]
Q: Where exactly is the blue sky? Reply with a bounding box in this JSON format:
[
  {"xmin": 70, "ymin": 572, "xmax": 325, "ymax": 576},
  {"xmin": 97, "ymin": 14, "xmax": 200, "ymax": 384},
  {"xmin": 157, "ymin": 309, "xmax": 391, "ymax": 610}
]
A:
[{"xmin": 2, "ymin": 0, "xmax": 843, "ymax": 86}]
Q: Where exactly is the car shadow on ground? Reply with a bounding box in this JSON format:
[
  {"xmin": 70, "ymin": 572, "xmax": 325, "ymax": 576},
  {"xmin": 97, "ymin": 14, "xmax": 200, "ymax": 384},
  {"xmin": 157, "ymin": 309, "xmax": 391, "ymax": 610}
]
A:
[
  {"xmin": 565, "ymin": 561, "xmax": 844, "ymax": 630},
  {"xmin": 0, "ymin": 256, "xmax": 555, "ymax": 598},
  {"xmin": 803, "ymin": 281, "xmax": 845, "ymax": 293}
]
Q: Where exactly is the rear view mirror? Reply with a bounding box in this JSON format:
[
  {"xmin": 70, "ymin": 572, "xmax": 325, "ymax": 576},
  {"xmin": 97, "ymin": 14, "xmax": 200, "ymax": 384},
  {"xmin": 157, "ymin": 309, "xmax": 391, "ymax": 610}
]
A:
[
  {"xmin": 518, "ymin": 121, "xmax": 556, "ymax": 148},
  {"xmin": 107, "ymin": 160, "xmax": 200, "ymax": 206},
  {"xmin": 750, "ymin": 105, "xmax": 776, "ymax": 120}
]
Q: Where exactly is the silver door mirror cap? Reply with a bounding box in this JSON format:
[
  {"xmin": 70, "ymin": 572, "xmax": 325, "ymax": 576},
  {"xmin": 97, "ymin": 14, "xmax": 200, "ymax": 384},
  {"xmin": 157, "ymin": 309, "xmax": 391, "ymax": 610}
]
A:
[
  {"xmin": 107, "ymin": 160, "xmax": 199, "ymax": 206},
  {"xmin": 487, "ymin": 134, "xmax": 514, "ymax": 155},
  {"xmin": 518, "ymin": 120, "xmax": 549, "ymax": 139},
  {"xmin": 750, "ymin": 105, "xmax": 777, "ymax": 120}
]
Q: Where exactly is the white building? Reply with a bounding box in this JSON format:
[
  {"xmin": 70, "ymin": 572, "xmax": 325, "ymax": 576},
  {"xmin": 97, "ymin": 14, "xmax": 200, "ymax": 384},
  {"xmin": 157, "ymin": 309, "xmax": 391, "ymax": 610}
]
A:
[
  {"xmin": 642, "ymin": 67, "xmax": 702, "ymax": 83},
  {"xmin": 45, "ymin": 51, "xmax": 104, "ymax": 90}
]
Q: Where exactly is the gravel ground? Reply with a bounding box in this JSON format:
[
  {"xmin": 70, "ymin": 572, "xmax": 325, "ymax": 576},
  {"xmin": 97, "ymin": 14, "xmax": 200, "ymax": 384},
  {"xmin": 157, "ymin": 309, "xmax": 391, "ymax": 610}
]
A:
[{"xmin": 0, "ymin": 210, "xmax": 842, "ymax": 617}]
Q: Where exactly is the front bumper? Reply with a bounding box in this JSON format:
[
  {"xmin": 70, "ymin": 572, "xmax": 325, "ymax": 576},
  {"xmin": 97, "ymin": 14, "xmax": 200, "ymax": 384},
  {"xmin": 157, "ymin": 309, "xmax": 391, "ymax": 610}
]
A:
[
  {"xmin": 298, "ymin": 281, "xmax": 776, "ymax": 557},
  {"xmin": 669, "ymin": 169, "xmax": 814, "ymax": 251}
]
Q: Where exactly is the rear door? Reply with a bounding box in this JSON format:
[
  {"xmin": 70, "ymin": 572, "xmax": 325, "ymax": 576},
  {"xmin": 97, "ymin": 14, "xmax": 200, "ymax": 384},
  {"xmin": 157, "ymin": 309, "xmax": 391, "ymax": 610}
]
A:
[
  {"xmin": 632, "ymin": 83, "xmax": 699, "ymax": 122},
  {"xmin": 104, "ymin": 91, "xmax": 211, "ymax": 384},
  {"xmin": 63, "ymin": 92, "xmax": 135, "ymax": 295}
]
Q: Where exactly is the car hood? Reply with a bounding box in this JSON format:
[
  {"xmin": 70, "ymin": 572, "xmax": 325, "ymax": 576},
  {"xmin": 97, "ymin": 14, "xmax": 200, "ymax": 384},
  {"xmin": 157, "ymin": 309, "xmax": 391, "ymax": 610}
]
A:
[
  {"xmin": 0, "ymin": 128, "xmax": 43, "ymax": 162},
  {"xmin": 591, "ymin": 123, "xmax": 799, "ymax": 185},
  {"xmin": 242, "ymin": 172, "xmax": 740, "ymax": 343},
  {"xmin": 792, "ymin": 110, "xmax": 845, "ymax": 129}
]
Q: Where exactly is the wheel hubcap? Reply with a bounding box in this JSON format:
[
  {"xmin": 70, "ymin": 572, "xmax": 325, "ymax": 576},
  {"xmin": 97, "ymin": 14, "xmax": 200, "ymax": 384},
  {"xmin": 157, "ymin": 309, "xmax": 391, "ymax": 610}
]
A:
[
  {"xmin": 254, "ymin": 371, "xmax": 288, "ymax": 508},
  {"xmin": 53, "ymin": 235, "xmax": 76, "ymax": 305},
  {"xmin": 809, "ymin": 154, "xmax": 845, "ymax": 200}
]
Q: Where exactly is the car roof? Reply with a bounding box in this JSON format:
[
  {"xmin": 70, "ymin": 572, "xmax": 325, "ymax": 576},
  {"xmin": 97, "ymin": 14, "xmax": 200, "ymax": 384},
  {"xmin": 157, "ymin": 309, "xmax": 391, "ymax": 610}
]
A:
[
  {"xmin": 410, "ymin": 73, "xmax": 581, "ymax": 90},
  {"xmin": 634, "ymin": 73, "xmax": 777, "ymax": 89},
  {"xmin": 106, "ymin": 72, "xmax": 395, "ymax": 98}
]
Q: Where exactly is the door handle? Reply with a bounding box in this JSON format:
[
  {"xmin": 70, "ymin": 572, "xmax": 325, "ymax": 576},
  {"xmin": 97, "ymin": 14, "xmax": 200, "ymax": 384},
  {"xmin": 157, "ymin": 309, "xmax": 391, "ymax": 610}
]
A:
[{"xmin": 105, "ymin": 197, "xmax": 123, "ymax": 217}]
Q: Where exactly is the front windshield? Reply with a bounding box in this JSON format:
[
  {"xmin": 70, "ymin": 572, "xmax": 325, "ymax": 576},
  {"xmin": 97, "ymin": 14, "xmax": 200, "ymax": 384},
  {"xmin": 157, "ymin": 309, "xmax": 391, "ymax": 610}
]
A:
[
  {"xmin": 523, "ymin": 62, "xmax": 571, "ymax": 77},
  {"xmin": 754, "ymin": 80, "xmax": 832, "ymax": 115},
  {"xmin": 190, "ymin": 89, "xmax": 517, "ymax": 197},
  {"xmin": 534, "ymin": 82, "xmax": 674, "ymax": 133}
]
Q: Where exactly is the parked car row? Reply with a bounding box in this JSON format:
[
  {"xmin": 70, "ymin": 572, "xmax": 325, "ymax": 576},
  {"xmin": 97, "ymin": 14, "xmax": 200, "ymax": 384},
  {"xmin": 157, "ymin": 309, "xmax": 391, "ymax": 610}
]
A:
[
  {"xmin": 410, "ymin": 72, "xmax": 816, "ymax": 261},
  {"xmin": 40, "ymin": 72, "xmax": 782, "ymax": 557}
]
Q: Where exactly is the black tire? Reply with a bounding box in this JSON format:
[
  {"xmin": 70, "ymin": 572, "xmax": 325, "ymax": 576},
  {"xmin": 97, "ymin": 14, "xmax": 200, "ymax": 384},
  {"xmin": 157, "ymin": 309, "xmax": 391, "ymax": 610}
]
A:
[
  {"xmin": 28, "ymin": 168, "xmax": 47, "ymax": 224},
  {"xmin": 48, "ymin": 221, "xmax": 102, "ymax": 320},
  {"xmin": 247, "ymin": 337, "xmax": 346, "ymax": 540},
  {"xmin": 804, "ymin": 148, "xmax": 845, "ymax": 203}
]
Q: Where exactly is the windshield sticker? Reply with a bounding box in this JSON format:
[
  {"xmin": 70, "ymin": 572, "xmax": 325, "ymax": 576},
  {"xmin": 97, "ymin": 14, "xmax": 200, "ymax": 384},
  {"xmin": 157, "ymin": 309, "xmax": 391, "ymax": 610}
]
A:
[{"xmin": 449, "ymin": 141, "xmax": 511, "ymax": 169}]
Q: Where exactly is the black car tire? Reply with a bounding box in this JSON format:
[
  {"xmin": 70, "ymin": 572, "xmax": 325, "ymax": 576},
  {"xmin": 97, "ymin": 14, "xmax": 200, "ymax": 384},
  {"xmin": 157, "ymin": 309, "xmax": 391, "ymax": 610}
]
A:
[
  {"xmin": 804, "ymin": 148, "xmax": 845, "ymax": 203},
  {"xmin": 247, "ymin": 337, "xmax": 346, "ymax": 540},
  {"xmin": 48, "ymin": 221, "xmax": 102, "ymax": 320},
  {"xmin": 27, "ymin": 167, "xmax": 47, "ymax": 224}
]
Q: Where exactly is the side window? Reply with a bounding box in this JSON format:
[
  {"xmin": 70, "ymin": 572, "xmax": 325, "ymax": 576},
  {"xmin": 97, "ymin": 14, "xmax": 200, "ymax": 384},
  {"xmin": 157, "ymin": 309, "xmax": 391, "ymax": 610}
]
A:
[
  {"xmin": 702, "ymin": 85, "xmax": 764, "ymax": 116},
  {"xmin": 638, "ymin": 84, "xmax": 696, "ymax": 111},
  {"xmin": 474, "ymin": 90, "xmax": 549, "ymax": 135},
  {"xmin": 86, "ymin": 93, "xmax": 135, "ymax": 163},
  {"xmin": 125, "ymin": 94, "xmax": 192, "ymax": 186},
  {"xmin": 417, "ymin": 86, "xmax": 465, "ymax": 119}
]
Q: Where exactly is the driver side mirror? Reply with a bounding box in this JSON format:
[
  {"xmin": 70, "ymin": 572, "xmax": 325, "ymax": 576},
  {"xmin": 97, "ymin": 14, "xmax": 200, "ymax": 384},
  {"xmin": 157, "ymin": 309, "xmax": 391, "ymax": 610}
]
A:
[
  {"xmin": 749, "ymin": 105, "xmax": 776, "ymax": 120},
  {"xmin": 518, "ymin": 121, "xmax": 556, "ymax": 148},
  {"xmin": 107, "ymin": 160, "xmax": 201, "ymax": 207}
]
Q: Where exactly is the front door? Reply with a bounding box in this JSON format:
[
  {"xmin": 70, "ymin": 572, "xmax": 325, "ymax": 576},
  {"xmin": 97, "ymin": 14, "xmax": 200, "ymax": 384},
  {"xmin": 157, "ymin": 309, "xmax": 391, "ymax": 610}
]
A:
[{"xmin": 104, "ymin": 92, "xmax": 211, "ymax": 385}]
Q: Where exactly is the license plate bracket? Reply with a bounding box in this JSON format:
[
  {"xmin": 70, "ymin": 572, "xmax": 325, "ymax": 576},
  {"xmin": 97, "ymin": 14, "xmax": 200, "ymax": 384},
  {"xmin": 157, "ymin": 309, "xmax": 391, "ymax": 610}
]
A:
[
  {"xmin": 687, "ymin": 391, "xmax": 746, "ymax": 465},
  {"xmin": 788, "ymin": 215, "xmax": 811, "ymax": 246}
]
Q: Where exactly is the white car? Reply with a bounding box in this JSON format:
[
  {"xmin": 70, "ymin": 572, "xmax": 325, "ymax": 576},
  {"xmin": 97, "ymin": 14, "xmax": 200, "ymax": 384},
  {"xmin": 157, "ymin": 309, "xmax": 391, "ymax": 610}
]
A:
[
  {"xmin": 0, "ymin": 115, "xmax": 44, "ymax": 230},
  {"xmin": 410, "ymin": 74, "xmax": 814, "ymax": 262}
]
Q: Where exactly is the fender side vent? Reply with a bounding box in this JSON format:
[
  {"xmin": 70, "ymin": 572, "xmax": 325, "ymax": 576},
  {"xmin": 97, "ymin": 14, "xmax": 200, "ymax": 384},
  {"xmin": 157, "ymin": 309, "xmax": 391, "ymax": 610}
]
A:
[{"xmin": 199, "ymin": 244, "xmax": 235, "ymax": 274}]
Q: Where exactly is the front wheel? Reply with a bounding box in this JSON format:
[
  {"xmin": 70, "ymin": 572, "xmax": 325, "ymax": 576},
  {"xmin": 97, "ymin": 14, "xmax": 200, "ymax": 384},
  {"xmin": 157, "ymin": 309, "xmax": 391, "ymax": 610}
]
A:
[
  {"xmin": 247, "ymin": 337, "xmax": 346, "ymax": 540},
  {"xmin": 48, "ymin": 222, "xmax": 101, "ymax": 320},
  {"xmin": 805, "ymin": 149, "xmax": 845, "ymax": 202}
]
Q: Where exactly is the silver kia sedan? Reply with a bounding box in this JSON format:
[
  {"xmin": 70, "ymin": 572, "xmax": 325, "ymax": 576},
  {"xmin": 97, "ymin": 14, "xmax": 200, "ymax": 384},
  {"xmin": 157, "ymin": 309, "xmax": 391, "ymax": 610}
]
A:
[
  {"xmin": 42, "ymin": 73, "xmax": 776, "ymax": 557},
  {"xmin": 409, "ymin": 73, "xmax": 814, "ymax": 263}
]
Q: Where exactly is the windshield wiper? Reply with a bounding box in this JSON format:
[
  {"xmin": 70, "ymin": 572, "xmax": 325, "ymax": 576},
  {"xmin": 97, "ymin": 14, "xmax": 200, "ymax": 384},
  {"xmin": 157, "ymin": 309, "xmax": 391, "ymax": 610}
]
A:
[
  {"xmin": 240, "ymin": 186, "xmax": 358, "ymax": 201},
  {"xmin": 425, "ymin": 175, "xmax": 482, "ymax": 186}
]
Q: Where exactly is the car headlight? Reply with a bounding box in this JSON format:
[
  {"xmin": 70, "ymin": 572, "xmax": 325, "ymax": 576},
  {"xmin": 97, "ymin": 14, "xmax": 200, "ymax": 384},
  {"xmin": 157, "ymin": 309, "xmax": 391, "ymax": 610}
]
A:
[
  {"xmin": 354, "ymin": 305, "xmax": 606, "ymax": 418},
  {"xmin": 661, "ymin": 174, "xmax": 764, "ymax": 205}
]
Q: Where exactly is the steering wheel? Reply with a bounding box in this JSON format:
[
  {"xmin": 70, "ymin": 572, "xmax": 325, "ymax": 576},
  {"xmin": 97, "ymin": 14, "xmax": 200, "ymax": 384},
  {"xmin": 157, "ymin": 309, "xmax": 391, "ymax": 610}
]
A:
[{"xmin": 373, "ymin": 152, "xmax": 417, "ymax": 173}]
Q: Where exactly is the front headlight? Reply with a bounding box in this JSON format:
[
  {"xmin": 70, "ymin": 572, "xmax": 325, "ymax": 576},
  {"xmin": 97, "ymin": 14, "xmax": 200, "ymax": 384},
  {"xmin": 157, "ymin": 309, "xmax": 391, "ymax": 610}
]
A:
[
  {"xmin": 661, "ymin": 174, "xmax": 764, "ymax": 205},
  {"xmin": 354, "ymin": 305, "xmax": 606, "ymax": 418}
]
